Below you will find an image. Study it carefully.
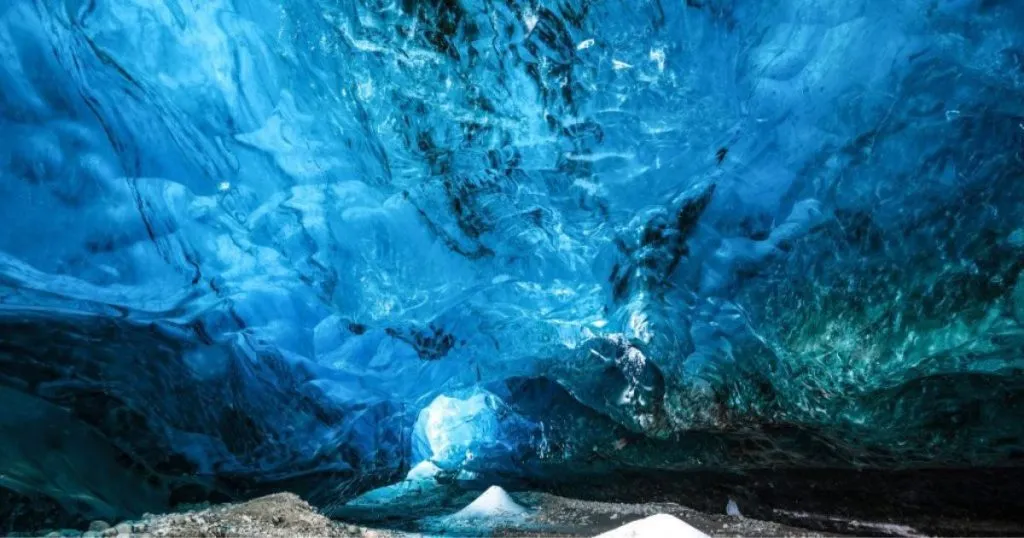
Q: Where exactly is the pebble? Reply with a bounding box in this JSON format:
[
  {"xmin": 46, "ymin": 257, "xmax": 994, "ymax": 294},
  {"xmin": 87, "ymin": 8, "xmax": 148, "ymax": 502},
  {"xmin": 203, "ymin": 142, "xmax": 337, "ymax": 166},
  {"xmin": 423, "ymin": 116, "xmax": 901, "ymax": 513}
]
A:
[{"xmin": 88, "ymin": 522, "xmax": 111, "ymax": 533}]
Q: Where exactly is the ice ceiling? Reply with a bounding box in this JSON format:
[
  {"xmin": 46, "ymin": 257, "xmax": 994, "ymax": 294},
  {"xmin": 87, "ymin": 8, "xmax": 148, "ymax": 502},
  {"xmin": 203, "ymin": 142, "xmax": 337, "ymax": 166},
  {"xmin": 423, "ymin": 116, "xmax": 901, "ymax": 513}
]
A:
[{"xmin": 1, "ymin": 0, "xmax": 1024, "ymax": 526}]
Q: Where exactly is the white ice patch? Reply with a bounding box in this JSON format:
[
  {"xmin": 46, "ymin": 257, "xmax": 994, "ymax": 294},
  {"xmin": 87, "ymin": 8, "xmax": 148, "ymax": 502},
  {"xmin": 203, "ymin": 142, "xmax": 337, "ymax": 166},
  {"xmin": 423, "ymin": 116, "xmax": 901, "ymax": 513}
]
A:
[
  {"xmin": 404, "ymin": 460, "xmax": 441, "ymax": 481},
  {"xmin": 595, "ymin": 514, "xmax": 709, "ymax": 538},
  {"xmin": 726, "ymin": 498, "xmax": 742, "ymax": 517},
  {"xmin": 456, "ymin": 469, "xmax": 479, "ymax": 481},
  {"xmin": 523, "ymin": 11, "xmax": 538, "ymax": 33},
  {"xmin": 649, "ymin": 48, "xmax": 666, "ymax": 71},
  {"xmin": 452, "ymin": 486, "xmax": 528, "ymax": 519},
  {"xmin": 356, "ymin": 79, "xmax": 374, "ymax": 101}
]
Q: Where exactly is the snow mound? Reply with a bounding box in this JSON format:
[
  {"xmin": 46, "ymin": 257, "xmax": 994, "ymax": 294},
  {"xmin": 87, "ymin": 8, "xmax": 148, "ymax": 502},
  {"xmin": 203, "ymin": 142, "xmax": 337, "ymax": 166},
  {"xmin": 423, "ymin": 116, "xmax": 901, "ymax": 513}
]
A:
[
  {"xmin": 452, "ymin": 486, "xmax": 528, "ymax": 519},
  {"xmin": 595, "ymin": 513, "xmax": 709, "ymax": 538}
]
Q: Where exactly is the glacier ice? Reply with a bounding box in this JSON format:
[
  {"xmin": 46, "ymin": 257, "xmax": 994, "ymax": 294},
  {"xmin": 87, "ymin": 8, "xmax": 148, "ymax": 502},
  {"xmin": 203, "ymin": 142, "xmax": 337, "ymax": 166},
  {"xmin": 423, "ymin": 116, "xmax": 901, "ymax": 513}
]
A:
[{"xmin": 1, "ymin": 0, "xmax": 1023, "ymax": 529}]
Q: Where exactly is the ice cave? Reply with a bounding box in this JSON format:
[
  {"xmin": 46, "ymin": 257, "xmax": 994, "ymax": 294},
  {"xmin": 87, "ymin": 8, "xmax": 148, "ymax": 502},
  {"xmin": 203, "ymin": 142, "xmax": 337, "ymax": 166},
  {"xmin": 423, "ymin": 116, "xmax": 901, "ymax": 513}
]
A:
[{"xmin": 1, "ymin": 0, "xmax": 1023, "ymax": 535}]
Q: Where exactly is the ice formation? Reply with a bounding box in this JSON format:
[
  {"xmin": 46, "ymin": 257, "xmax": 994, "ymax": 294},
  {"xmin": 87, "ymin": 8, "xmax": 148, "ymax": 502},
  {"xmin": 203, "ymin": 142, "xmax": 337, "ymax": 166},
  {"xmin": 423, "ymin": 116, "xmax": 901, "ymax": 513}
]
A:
[{"xmin": 1, "ymin": 0, "xmax": 1023, "ymax": 529}]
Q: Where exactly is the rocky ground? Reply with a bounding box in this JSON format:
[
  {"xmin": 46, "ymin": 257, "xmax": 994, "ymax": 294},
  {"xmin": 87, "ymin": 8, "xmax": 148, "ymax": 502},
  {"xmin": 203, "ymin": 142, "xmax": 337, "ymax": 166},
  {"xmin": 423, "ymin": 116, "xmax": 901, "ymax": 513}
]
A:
[
  {"xmin": 28, "ymin": 494, "xmax": 383, "ymax": 538},
  {"xmin": 501, "ymin": 491, "xmax": 830, "ymax": 537},
  {"xmin": 23, "ymin": 489, "xmax": 833, "ymax": 538}
]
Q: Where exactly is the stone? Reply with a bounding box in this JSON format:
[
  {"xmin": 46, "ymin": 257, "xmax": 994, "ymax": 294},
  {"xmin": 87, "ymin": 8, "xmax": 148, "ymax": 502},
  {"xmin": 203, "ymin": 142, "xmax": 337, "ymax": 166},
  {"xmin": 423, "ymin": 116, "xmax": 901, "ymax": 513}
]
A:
[{"xmin": 88, "ymin": 522, "xmax": 111, "ymax": 533}]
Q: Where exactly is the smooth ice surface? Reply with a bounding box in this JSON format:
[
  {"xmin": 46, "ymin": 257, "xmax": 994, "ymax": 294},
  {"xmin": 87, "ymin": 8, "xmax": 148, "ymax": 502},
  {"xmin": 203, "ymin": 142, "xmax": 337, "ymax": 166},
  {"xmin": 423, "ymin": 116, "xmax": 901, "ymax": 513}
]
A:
[{"xmin": 1, "ymin": 0, "xmax": 1023, "ymax": 525}]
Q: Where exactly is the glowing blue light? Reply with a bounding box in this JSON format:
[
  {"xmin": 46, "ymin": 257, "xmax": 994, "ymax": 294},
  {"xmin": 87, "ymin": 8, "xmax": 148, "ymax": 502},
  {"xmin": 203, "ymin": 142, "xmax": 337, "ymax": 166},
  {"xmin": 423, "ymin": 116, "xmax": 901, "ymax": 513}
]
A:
[{"xmin": 414, "ymin": 390, "xmax": 502, "ymax": 467}]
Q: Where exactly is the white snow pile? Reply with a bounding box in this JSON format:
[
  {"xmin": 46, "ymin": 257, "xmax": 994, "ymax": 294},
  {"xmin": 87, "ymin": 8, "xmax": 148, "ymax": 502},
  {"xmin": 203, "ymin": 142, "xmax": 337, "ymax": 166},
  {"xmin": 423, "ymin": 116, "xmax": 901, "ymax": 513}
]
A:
[
  {"xmin": 594, "ymin": 513, "xmax": 710, "ymax": 538},
  {"xmin": 452, "ymin": 485, "xmax": 529, "ymax": 519},
  {"xmin": 419, "ymin": 485, "xmax": 530, "ymax": 534}
]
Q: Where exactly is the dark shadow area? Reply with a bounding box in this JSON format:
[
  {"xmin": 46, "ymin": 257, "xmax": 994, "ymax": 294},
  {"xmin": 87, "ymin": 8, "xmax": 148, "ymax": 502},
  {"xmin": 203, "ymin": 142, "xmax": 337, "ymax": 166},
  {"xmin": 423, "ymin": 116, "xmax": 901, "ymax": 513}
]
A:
[{"xmin": 531, "ymin": 467, "xmax": 1024, "ymax": 536}]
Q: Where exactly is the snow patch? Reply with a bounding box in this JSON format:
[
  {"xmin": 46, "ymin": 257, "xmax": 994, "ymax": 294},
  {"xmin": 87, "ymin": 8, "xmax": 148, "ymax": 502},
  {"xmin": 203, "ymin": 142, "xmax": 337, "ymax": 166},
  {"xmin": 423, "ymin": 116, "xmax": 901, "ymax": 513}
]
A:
[
  {"xmin": 595, "ymin": 514, "xmax": 709, "ymax": 538},
  {"xmin": 452, "ymin": 486, "xmax": 528, "ymax": 519}
]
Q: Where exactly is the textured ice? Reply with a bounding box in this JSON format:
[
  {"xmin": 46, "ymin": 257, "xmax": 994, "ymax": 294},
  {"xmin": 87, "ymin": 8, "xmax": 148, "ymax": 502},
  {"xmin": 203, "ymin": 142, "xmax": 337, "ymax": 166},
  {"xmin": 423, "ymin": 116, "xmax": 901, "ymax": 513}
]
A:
[{"xmin": 1, "ymin": 0, "xmax": 1023, "ymax": 524}]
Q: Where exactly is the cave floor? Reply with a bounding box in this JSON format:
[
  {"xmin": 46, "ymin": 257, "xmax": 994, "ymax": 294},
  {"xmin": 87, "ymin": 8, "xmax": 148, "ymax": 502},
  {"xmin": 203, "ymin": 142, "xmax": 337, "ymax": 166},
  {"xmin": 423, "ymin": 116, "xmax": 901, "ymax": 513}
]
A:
[
  {"xmin": 23, "ymin": 466, "xmax": 1024, "ymax": 537},
  {"xmin": 49, "ymin": 491, "xmax": 829, "ymax": 538},
  {"xmin": 452, "ymin": 490, "xmax": 833, "ymax": 537}
]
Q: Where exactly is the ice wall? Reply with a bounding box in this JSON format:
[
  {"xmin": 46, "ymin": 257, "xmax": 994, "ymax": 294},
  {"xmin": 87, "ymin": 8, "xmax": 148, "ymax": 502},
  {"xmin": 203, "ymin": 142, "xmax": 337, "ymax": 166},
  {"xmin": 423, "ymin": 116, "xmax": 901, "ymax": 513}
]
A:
[{"xmin": 1, "ymin": 0, "xmax": 1023, "ymax": 524}]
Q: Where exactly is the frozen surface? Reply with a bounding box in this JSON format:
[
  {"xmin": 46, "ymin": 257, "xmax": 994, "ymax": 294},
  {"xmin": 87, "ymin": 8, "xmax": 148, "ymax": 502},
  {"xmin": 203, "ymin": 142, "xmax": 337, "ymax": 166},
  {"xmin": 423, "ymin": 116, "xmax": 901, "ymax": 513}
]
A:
[{"xmin": 1, "ymin": 0, "xmax": 1023, "ymax": 525}]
